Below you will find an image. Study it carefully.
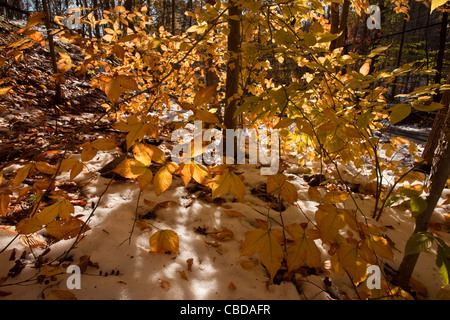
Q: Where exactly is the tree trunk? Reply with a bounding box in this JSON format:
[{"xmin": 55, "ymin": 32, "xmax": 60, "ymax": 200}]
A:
[
  {"xmin": 394, "ymin": 77, "xmax": 450, "ymax": 290},
  {"xmin": 329, "ymin": 2, "xmax": 340, "ymax": 50},
  {"xmin": 223, "ymin": 0, "xmax": 240, "ymax": 130},
  {"xmin": 331, "ymin": 0, "xmax": 350, "ymax": 50},
  {"xmin": 422, "ymin": 73, "xmax": 450, "ymax": 165},
  {"xmin": 205, "ymin": 0, "xmax": 220, "ymax": 121},
  {"xmin": 171, "ymin": 0, "xmax": 176, "ymax": 34},
  {"xmin": 42, "ymin": 0, "xmax": 63, "ymax": 104}
]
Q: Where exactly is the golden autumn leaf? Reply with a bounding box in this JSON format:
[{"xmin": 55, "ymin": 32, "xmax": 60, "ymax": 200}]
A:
[
  {"xmin": 241, "ymin": 228, "xmax": 284, "ymax": 280},
  {"xmin": 115, "ymin": 116, "xmax": 158, "ymax": 151},
  {"xmin": 12, "ymin": 163, "xmax": 33, "ymax": 188},
  {"xmin": 177, "ymin": 162, "xmax": 211, "ymax": 186},
  {"xmin": 91, "ymin": 138, "xmax": 118, "ymax": 151},
  {"xmin": 0, "ymin": 86, "xmax": 13, "ymax": 96},
  {"xmin": 193, "ymin": 86, "xmax": 215, "ymax": 108},
  {"xmin": 35, "ymin": 200, "xmax": 74, "ymax": 225},
  {"xmin": 285, "ymin": 224, "xmax": 322, "ymax": 270},
  {"xmin": 46, "ymin": 217, "xmax": 90, "ymax": 240},
  {"xmin": 153, "ymin": 165, "xmax": 173, "ymax": 196},
  {"xmin": 322, "ymin": 191, "xmax": 350, "ymax": 204},
  {"xmin": 132, "ymin": 143, "xmax": 153, "ymax": 167},
  {"xmin": 308, "ymin": 187, "xmax": 322, "ymax": 202},
  {"xmin": 211, "ymin": 168, "xmax": 245, "ymax": 202},
  {"xmin": 280, "ymin": 181, "xmax": 298, "ymax": 205},
  {"xmin": 35, "ymin": 162, "xmax": 57, "ymax": 175},
  {"xmin": 365, "ymin": 235, "xmax": 394, "ymax": 261},
  {"xmin": 315, "ymin": 204, "xmax": 346, "ymax": 243},
  {"xmin": 80, "ymin": 142, "xmax": 97, "ymax": 162},
  {"xmin": 359, "ymin": 61, "xmax": 371, "ymax": 76},
  {"xmin": 114, "ymin": 159, "xmax": 148, "ymax": 179},
  {"xmin": 26, "ymin": 12, "xmax": 45, "ymax": 29},
  {"xmin": 15, "ymin": 217, "xmax": 43, "ymax": 234},
  {"xmin": 150, "ymin": 229, "xmax": 179, "ymax": 254},
  {"xmin": 267, "ymin": 173, "xmax": 298, "ymax": 205},
  {"xmin": 104, "ymin": 75, "xmax": 138, "ymax": 103},
  {"xmin": 0, "ymin": 193, "xmax": 10, "ymax": 216},
  {"xmin": 336, "ymin": 242, "xmax": 370, "ymax": 284},
  {"xmin": 194, "ymin": 109, "xmax": 220, "ymax": 124}
]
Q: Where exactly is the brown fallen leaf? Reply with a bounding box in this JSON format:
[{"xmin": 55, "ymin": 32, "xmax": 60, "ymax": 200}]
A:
[
  {"xmin": 158, "ymin": 279, "xmax": 171, "ymax": 290},
  {"xmin": 208, "ymin": 228, "xmax": 233, "ymax": 241},
  {"xmin": 224, "ymin": 210, "xmax": 243, "ymax": 217},
  {"xmin": 228, "ymin": 282, "xmax": 237, "ymax": 290},
  {"xmin": 47, "ymin": 290, "xmax": 77, "ymax": 300},
  {"xmin": 178, "ymin": 270, "xmax": 189, "ymax": 281},
  {"xmin": 186, "ymin": 258, "xmax": 194, "ymax": 271}
]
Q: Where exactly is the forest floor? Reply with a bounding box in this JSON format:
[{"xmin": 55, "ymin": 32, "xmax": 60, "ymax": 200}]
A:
[{"xmin": 0, "ymin": 19, "xmax": 450, "ymax": 301}]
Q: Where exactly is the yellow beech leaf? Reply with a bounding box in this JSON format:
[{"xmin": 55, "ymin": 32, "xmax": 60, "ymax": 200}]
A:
[
  {"xmin": 365, "ymin": 235, "xmax": 394, "ymax": 261},
  {"xmin": 193, "ymin": 86, "xmax": 215, "ymax": 108},
  {"xmin": 46, "ymin": 217, "xmax": 90, "ymax": 240},
  {"xmin": 267, "ymin": 173, "xmax": 298, "ymax": 204},
  {"xmin": 26, "ymin": 12, "xmax": 44, "ymax": 29},
  {"xmin": 211, "ymin": 168, "xmax": 245, "ymax": 202},
  {"xmin": 240, "ymin": 228, "xmax": 284, "ymax": 281},
  {"xmin": 15, "ymin": 217, "xmax": 43, "ymax": 234},
  {"xmin": 153, "ymin": 165, "xmax": 173, "ymax": 196},
  {"xmin": 115, "ymin": 116, "xmax": 157, "ymax": 150},
  {"xmin": 114, "ymin": 159, "xmax": 148, "ymax": 179},
  {"xmin": 70, "ymin": 161, "xmax": 83, "ymax": 180},
  {"xmin": 12, "ymin": 163, "xmax": 33, "ymax": 187},
  {"xmin": 0, "ymin": 86, "xmax": 13, "ymax": 96},
  {"xmin": 0, "ymin": 193, "xmax": 10, "ymax": 216},
  {"xmin": 104, "ymin": 75, "xmax": 138, "ymax": 103},
  {"xmin": 285, "ymin": 224, "xmax": 322, "ymax": 270},
  {"xmin": 137, "ymin": 169, "xmax": 153, "ymax": 190},
  {"xmin": 266, "ymin": 173, "xmax": 287, "ymax": 193},
  {"xmin": 149, "ymin": 229, "xmax": 179, "ymax": 254},
  {"xmin": 315, "ymin": 204, "xmax": 346, "ymax": 243},
  {"xmin": 359, "ymin": 61, "xmax": 371, "ymax": 76},
  {"xmin": 177, "ymin": 162, "xmax": 211, "ymax": 186},
  {"xmin": 133, "ymin": 143, "xmax": 165, "ymax": 165},
  {"xmin": 80, "ymin": 142, "xmax": 97, "ymax": 162},
  {"xmin": 59, "ymin": 158, "xmax": 78, "ymax": 172},
  {"xmin": 35, "ymin": 162, "xmax": 57, "ymax": 175},
  {"xmin": 91, "ymin": 138, "xmax": 118, "ymax": 151},
  {"xmin": 35, "ymin": 200, "xmax": 74, "ymax": 225},
  {"xmin": 194, "ymin": 109, "xmax": 220, "ymax": 124},
  {"xmin": 308, "ymin": 187, "xmax": 322, "ymax": 202},
  {"xmin": 132, "ymin": 143, "xmax": 153, "ymax": 167},
  {"xmin": 389, "ymin": 104, "xmax": 411, "ymax": 125},
  {"xmin": 280, "ymin": 181, "xmax": 298, "ymax": 205},
  {"xmin": 337, "ymin": 242, "xmax": 370, "ymax": 284},
  {"xmin": 322, "ymin": 191, "xmax": 350, "ymax": 204}
]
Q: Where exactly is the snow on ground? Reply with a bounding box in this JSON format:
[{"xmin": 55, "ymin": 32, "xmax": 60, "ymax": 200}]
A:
[{"xmin": 0, "ymin": 111, "xmax": 449, "ymax": 300}]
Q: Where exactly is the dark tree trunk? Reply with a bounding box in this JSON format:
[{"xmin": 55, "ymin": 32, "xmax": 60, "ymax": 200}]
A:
[
  {"xmin": 42, "ymin": 0, "xmax": 63, "ymax": 104},
  {"xmin": 223, "ymin": 0, "xmax": 240, "ymax": 131}
]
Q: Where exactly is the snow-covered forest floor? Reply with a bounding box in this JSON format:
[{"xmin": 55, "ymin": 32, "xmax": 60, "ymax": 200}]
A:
[{"xmin": 0, "ymin": 17, "xmax": 450, "ymax": 301}]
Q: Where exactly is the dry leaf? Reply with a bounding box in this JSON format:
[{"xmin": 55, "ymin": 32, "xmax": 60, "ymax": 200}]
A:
[
  {"xmin": 47, "ymin": 290, "xmax": 77, "ymax": 300},
  {"xmin": 186, "ymin": 258, "xmax": 194, "ymax": 271},
  {"xmin": 178, "ymin": 270, "xmax": 189, "ymax": 281},
  {"xmin": 158, "ymin": 279, "xmax": 171, "ymax": 290}
]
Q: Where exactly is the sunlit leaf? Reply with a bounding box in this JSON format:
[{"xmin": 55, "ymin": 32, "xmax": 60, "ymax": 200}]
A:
[
  {"xmin": 149, "ymin": 229, "xmax": 179, "ymax": 254},
  {"xmin": 241, "ymin": 228, "xmax": 284, "ymax": 280}
]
